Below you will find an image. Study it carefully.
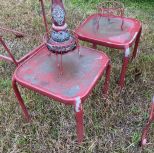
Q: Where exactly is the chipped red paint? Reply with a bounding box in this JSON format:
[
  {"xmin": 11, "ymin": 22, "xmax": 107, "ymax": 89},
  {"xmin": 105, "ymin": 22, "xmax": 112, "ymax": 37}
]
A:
[
  {"xmin": 12, "ymin": 44, "xmax": 111, "ymax": 143},
  {"xmin": 75, "ymin": 12, "xmax": 142, "ymax": 88}
]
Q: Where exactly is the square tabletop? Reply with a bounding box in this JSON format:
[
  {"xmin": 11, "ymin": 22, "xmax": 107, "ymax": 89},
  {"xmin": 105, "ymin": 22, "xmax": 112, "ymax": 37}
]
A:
[
  {"xmin": 14, "ymin": 45, "xmax": 109, "ymax": 104},
  {"xmin": 75, "ymin": 14, "xmax": 141, "ymax": 49}
]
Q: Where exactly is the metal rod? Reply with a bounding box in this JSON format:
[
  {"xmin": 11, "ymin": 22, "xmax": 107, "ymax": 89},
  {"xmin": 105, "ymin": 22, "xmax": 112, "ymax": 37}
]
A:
[
  {"xmin": 0, "ymin": 27, "xmax": 25, "ymax": 37},
  {"xmin": 39, "ymin": 0, "xmax": 49, "ymax": 36},
  {"xmin": 0, "ymin": 37, "xmax": 18, "ymax": 66}
]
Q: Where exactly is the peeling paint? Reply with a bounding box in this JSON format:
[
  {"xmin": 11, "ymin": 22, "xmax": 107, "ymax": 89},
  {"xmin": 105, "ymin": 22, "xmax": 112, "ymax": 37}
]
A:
[
  {"xmin": 75, "ymin": 97, "xmax": 81, "ymax": 112},
  {"xmin": 125, "ymin": 47, "xmax": 130, "ymax": 57}
]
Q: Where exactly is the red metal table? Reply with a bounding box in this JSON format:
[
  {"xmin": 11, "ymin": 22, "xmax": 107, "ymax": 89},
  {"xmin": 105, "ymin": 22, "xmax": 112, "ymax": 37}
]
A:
[
  {"xmin": 75, "ymin": 14, "xmax": 142, "ymax": 88},
  {"xmin": 12, "ymin": 44, "xmax": 111, "ymax": 143}
]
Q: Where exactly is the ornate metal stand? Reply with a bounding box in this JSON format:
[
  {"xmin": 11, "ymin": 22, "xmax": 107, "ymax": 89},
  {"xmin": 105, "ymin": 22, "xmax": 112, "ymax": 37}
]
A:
[{"xmin": 40, "ymin": 0, "xmax": 78, "ymax": 74}]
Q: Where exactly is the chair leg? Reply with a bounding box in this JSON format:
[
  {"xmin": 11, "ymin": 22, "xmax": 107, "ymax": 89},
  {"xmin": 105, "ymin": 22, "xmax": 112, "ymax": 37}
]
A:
[
  {"xmin": 103, "ymin": 62, "xmax": 111, "ymax": 95},
  {"xmin": 74, "ymin": 97, "xmax": 84, "ymax": 143},
  {"xmin": 12, "ymin": 77, "xmax": 31, "ymax": 122},
  {"xmin": 119, "ymin": 48, "xmax": 130, "ymax": 88},
  {"xmin": 132, "ymin": 27, "xmax": 142, "ymax": 59},
  {"xmin": 141, "ymin": 97, "xmax": 154, "ymax": 146}
]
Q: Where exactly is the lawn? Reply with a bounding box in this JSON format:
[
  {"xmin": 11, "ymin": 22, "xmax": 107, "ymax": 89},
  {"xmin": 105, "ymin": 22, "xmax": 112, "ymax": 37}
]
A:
[{"xmin": 0, "ymin": 0, "xmax": 154, "ymax": 152}]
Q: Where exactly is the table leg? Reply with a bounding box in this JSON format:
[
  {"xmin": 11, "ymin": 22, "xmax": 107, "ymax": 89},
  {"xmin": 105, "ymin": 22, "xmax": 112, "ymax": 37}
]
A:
[
  {"xmin": 119, "ymin": 47, "xmax": 130, "ymax": 88},
  {"xmin": 132, "ymin": 27, "xmax": 142, "ymax": 59},
  {"xmin": 103, "ymin": 62, "xmax": 111, "ymax": 95},
  {"xmin": 74, "ymin": 97, "xmax": 84, "ymax": 143},
  {"xmin": 12, "ymin": 76, "xmax": 31, "ymax": 122}
]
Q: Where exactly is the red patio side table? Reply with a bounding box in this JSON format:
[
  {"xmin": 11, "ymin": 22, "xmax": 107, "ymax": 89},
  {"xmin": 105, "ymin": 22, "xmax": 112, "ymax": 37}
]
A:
[
  {"xmin": 12, "ymin": 44, "xmax": 111, "ymax": 143},
  {"xmin": 75, "ymin": 1, "xmax": 142, "ymax": 88},
  {"xmin": 11, "ymin": 0, "xmax": 111, "ymax": 143}
]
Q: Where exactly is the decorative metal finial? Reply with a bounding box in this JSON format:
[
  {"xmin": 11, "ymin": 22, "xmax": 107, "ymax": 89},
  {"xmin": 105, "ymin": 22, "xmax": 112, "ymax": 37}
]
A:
[{"xmin": 44, "ymin": 0, "xmax": 77, "ymax": 54}]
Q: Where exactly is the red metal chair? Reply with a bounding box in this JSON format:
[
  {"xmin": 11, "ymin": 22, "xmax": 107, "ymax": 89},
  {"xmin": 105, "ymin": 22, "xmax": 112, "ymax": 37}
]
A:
[
  {"xmin": 140, "ymin": 96, "xmax": 154, "ymax": 146},
  {"xmin": 11, "ymin": 0, "xmax": 111, "ymax": 143},
  {"xmin": 75, "ymin": 1, "xmax": 142, "ymax": 88}
]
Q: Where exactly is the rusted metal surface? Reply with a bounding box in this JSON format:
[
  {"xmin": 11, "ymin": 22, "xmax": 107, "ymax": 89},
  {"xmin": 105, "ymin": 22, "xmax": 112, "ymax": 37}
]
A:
[{"xmin": 75, "ymin": 1, "xmax": 142, "ymax": 88}]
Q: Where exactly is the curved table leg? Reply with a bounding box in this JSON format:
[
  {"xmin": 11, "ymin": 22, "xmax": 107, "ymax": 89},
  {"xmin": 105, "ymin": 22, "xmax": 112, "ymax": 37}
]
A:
[
  {"xmin": 103, "ymin": 62, "xmax": 111, "ymax": 95},
  {"xmin": 141, "ymin": 97, "xmax": 154, "ymax": 146},
  {"xmin": 74, "ymin": 97, "xmax": 84, "ymax": 143},
  {"xmin": 119, "ymin": 47, "xmax": 130, "ymax": 88},
  {"xmin": 12, "ymin": 76, "xmax": 31, "ymax": 122},
  {"xmin": 132, "ymin": 27, "xmax": 142, "ymax": 59}
]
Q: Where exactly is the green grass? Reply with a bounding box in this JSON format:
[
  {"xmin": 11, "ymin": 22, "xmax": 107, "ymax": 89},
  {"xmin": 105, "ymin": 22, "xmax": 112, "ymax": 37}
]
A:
[{"xmin": 0, "ymin": 0, "xmax": 154, "ymax": 152}]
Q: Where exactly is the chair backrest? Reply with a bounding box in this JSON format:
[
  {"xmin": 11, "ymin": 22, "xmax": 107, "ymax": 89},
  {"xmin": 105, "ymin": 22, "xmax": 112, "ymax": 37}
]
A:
[
  {"xmin": 96, "ymin": 1, "xmax": 125, "ymax": 31},
  {"xmin": 97, "ymin": 1, "xmax": 125, "ymax": 18}
]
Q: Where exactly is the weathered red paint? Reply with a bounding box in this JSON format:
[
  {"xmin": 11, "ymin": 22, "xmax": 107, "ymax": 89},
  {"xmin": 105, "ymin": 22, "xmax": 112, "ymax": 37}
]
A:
[
  {"xmin": 75, "ymin": 106, "xmax": 84, "ymax": 143},
  {"xmin": 12, "ymin": 44, "xmax": 111, "ymax": 143},
  {"xmin": 119, "ymin": 56, "xmax": 129, "ymax": 88},
  {"xmin": 75, "ymin": 11, "xmax": 142, "ymax": 88}
]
